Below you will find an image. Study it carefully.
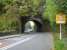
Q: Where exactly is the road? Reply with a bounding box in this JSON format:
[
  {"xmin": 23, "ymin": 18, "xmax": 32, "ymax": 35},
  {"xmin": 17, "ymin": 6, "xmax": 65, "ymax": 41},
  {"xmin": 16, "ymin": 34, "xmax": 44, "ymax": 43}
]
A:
[{"xmin": 0, "ymin": 33, "xmax": 53, "ymax": 50}]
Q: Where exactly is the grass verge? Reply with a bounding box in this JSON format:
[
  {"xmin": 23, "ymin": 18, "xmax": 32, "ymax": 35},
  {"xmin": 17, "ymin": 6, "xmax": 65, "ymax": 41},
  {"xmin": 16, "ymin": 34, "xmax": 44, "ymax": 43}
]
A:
[{"xmin": 53, "ymin": 33, "xmax": 64, "ymax": 50}]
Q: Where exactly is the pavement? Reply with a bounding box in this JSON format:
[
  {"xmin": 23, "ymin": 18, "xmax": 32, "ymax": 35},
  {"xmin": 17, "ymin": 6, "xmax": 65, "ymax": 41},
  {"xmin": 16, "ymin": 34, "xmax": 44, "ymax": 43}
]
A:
[
  {"xmin": 0, "ymin": 33, "xmax": 54, "ymax": 50},
  {"xmin": 0, "ymin": 34, "xmax": 24, "ymax": 40}
]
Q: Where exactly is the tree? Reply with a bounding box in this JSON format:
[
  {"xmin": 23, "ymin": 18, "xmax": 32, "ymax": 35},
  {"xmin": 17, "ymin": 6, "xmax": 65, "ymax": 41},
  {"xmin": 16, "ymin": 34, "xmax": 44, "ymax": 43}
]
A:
[
  {"xmin": 55, "ymin": 0, "xmax": 67, "ymax": 14},
  {"xmin": 0, "ymin": 0, "xmax": 44, "ymax": 32},
  {"xmin": 44, "ymin": 0, "xmax": 58, "ymax": 25}
]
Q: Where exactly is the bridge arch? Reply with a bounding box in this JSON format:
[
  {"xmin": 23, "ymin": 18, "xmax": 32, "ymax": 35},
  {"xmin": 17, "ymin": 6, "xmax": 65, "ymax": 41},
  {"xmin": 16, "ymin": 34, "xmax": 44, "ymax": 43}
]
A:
[{"xmin": 20, "ymin": 16, "xmax": 44, "ymax": 33}]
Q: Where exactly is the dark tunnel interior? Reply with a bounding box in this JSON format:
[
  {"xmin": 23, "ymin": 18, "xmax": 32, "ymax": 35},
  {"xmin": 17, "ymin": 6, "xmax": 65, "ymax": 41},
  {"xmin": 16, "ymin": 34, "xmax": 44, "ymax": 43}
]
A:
[{"xmin": 20, "ymin": 16, "xmax": 50, "ymax": 33}]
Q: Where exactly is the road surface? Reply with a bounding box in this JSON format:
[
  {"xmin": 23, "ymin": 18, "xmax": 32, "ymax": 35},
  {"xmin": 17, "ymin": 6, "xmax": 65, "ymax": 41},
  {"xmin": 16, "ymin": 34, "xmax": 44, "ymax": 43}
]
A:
[{"xmin": 0, "ymin": 33, "xmax": 53, "ymax": 50}]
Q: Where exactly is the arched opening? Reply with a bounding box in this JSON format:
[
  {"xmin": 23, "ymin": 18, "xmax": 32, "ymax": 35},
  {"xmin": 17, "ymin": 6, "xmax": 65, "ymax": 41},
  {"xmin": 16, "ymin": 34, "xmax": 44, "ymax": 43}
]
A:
[
  {"xmin": 19, "ymin": 16, "xmax": 50, "ymax": 33},
  {"xmin": 24, "ymin": 20, "xmax": 43, "ymax": 32},
  {"xmin": 24, "ymin": 21, "xmax": 37, "ymax": 32},
  {"xmin": 20, "ymin": 16, "xmax": 44, "ymax": 33}
]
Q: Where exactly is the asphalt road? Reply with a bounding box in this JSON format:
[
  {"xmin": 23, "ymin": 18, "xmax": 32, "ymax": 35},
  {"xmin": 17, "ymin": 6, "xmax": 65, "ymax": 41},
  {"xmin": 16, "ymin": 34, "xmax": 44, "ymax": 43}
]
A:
[{"xmin": 0, "ymin": 33, "xmax": 53, "ymax": 50}]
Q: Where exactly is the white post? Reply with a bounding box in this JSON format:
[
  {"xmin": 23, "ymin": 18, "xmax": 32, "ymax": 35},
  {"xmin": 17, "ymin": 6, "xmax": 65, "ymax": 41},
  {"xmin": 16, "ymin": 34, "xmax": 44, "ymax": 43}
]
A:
[{"xmin": 60, "ymin": 24, "xmax": 62, "ymax": 40}]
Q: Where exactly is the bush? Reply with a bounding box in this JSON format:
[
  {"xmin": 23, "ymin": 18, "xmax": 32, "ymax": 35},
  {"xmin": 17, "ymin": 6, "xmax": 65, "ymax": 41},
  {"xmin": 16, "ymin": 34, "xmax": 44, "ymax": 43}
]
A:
[
  {"xmin": 53, "ymin": 33, "xmax": 64, "ymax": 50},
  {"xmin": 55, "ymin": 40, "xmax": 64, "ymax": 50}
]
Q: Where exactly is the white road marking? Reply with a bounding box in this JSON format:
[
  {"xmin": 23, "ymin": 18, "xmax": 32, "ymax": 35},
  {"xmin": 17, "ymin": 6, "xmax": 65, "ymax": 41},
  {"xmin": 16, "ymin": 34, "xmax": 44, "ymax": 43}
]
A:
[
  {"xmin": 0, "ymin": 43, "xmax": 2, "ymax": 45},
  {"xmin": 1, "ymin": 35, "xmax": 36, "ymax": 50}
]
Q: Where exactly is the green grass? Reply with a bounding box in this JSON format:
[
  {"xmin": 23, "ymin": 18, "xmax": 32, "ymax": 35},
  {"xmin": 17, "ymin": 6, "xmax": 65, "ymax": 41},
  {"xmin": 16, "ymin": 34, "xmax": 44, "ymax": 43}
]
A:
[
  {"xmin": 62, "ymin": 33, "xmax": 67, "ymax": 50},
  {"xmin": 55, "ymin": 39, "xmax": 64, "ymax": 50},
  {"xmin": 53, "ymin": 33, "xmax": 64, "ymax": 50}
]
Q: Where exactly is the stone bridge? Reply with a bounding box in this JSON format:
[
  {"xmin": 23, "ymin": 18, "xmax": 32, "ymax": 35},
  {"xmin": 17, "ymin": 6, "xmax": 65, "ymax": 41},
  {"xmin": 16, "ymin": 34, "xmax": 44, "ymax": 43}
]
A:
[{"xmin": 19, "ymin": 16, "xmax": 50, "ymax": 33}]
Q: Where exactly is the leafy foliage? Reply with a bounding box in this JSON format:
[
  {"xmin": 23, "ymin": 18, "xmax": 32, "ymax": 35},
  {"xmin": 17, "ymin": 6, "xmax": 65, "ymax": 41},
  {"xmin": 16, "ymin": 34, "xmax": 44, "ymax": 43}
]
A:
[
  {"xmin": 44, "ymin": 0, "xmax": 58, "ymax": 26},
  {"xmin": 55, "ymin": 0, "xmax": 67, "ymax": 14},
  {"xmin": 0, "ymin": 0, "xmax": 43, "ymax": 32},
  {"xmin": 0, "ymin": 0, "xmax": 67, "ymax": 32}
]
